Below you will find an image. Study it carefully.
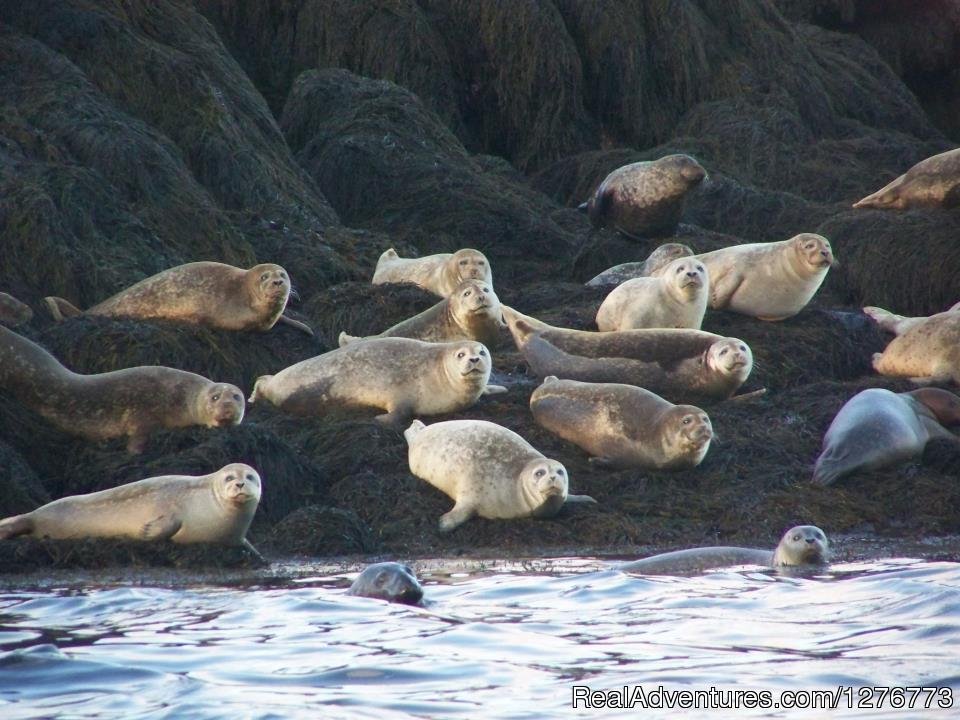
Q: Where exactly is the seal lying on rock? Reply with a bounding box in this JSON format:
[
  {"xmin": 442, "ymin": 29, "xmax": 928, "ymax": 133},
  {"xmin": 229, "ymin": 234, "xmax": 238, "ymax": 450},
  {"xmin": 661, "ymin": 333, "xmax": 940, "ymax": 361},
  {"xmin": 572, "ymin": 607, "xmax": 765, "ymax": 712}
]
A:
[
  {"xmin": 863, "ymin": 302, "xmax": 960, "ymax": 336},
  {"xmin": 404, "ymin": 419, "xmax": 596, "ymax": 532},
  {"xmin": 44, "ymin": 261, "xmax": 313, "ymax": 335},
  {"xmin": 347, "ymin": 562, "xmax": 424, "ymax": 605},
  {"xmin": 372, "ymin": 247, "xmax": 493, "ymax": 297},
  {"xmin": 693, "ymin": 234, "xmax": 835, "ymax": 321},
  {"xmin": 813, "ymin": 388, "xmax": 960, "ymax": 485},
  {"xmin": 0, "ymin": 292, "xmax": 33, "ymax": 327},
  {"xmin": 620, "ymin": 525, "xmax": 830, "ymax": 575},
  {"xmin": 0, "ymin": 326, "xmax": 244, "ymax": 453},
  {"xmin": 596, "ymin": 257, "xmax": 708, "ymax": 330},
  {"xmin": 339, "ymin": 279, "xmax": 505, "ymax": 347},
  {"xmin": 530, "ymin": 376, "xmax": 713, "ymax": 470},
  {"xmin": 585, "ymin": 243, "xmax": 695, "ymax": 287},
  {"xmin": 250, "ymin": 338, "xmax": 506, "ymax": 427},
  {"xmin": 0, "ymin": 464, "xmax": 262, "ymax": 556},
  {"xmin": 853, "ymin": 147, "xmax": 960, "ymax": 210},
  {"xmin": 578, "ymin": 155, "xmax": 707, "ymax": 238},
  {"xmin": 866, "ymin": 306, "xmax": 960, "ymax": 385}
]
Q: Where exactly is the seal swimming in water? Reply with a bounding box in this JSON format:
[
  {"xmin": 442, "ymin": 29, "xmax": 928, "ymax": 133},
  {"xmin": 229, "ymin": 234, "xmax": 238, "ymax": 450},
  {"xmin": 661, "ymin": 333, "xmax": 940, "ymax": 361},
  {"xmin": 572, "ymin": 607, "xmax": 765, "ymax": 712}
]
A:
[
  {"xmin": 812, "ymin": 388, "xmax": 960, "ymax": 485},
  {"xmin": 578, "ymin": 155, "xmax": 707, "ymax": 238},
  {"xmin": 404, "ymin": 419, "xmax": 596, "ymax": 532},
  {"xmin": 0, "ymin": 325, "xmax": 244, "ymax": 453},
  {"xmin": 585, "ymin": 243, "xmax": 695, "ymax": 287},
  {"xmin": 372, "ymin": 248, "xmax": 493, "ymax": 297},
  {"xmin": 853, "ymin": 147, "xmax": 960, "ymax": 210},
  {"xmin": 44, "ymin": 261, "xmax": 313, "ymax": 335},
  {"xmin": 619, "ymin": 526, "xmax": 829, "ymax": 575},
  {"xmin": 347, "ymin": 562, "xmax": 424, "ymax": 605},
  {"xmin": 0, "ymin": 464, "xmax": 262, "ymax": 556}
]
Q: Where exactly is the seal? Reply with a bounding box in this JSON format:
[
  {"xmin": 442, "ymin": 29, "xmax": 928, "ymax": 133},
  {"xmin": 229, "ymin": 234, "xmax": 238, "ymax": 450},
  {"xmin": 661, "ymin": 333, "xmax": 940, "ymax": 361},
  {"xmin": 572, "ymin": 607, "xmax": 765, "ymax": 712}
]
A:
[
  {"xmin": 693, "ymin": 234, "xmax": 835, "ymax": 321},
  {"xmin": 0, "ymin": 463, "xmax": 262, "ymax": 555},
  {"xmin": 596, "ymin": 257, "xmax": 708, "ymax": 330},
  {"xmin": 530, "ymin": 376, "xmax": 713, "ymax": 470},
  {"xmin": 585, "ymin": 243, "xmax": 695, "ymax": 287},
  {"xmin": 372, "ymin": 247, "xmax": 493, "ymax": 297},
  {"xmin": 864, "ymin": 302, "xmax": 960, "ymax": 336},
  {"xmin": 0, "ymin": 292, "xmax": 33, "ymax": 327},
  {"xmin": 347, "ymin": 562, "xmax": 424, "ymax": 605},
  {"xmin": 0, "ymin": 325, "xmax": 245, "ymax": 453},
  {"xmin": 853, "ymin": 147, "xmax": 960, "ymax": 210},
  {"xmin": 578, "ymin": 155, "xmax": 707, "ymax": 238},
  {"xmin": 619, "ymin": 525, "xmax": 830, "ymax": 575},
  {"xmin": 867, "ymin": 307, "xmax": 960, "ymax": 385},
  {"xmin": 339, "ymin": 279, "xmax": 505, "ymax": 348},
  {"xmin": 812, "ymin": 388, "xmax": 960, "ymax": 485},
  {"xmin": 249, "ymin": 338, "xmax": 506, "ymax": 427},
  {"xmin": 404, "ymin": 419, "xmax": 596, "ymax": 532},
  {"xmin": 44, "ymin": 261, "xmax": 313, "ymax": 335},
  {"xmin": 504, "ymin": 314, "xmax": 753, "ymax": 404}
]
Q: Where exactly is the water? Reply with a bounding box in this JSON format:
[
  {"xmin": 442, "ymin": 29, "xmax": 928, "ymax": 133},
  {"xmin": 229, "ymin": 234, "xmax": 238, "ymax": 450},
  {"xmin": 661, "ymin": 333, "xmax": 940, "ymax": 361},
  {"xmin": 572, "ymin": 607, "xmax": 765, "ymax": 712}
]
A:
[{"xmin": 1, "ymin": 558, "xmax": 959, "ymax": 719}]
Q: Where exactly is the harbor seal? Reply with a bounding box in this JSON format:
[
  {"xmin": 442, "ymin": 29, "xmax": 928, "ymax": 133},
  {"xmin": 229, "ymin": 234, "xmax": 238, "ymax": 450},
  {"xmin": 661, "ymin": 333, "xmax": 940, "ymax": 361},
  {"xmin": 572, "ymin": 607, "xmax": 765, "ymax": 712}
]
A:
[
  {"xmin": 530, "ymin": 376, "xmax": 713, "ymax": 470},
  {"xmin": 507, "ymin": 317, "xmax": 753, "ymax": 404},
  {"xmin": 404, "ymin": 419, "xmax": 596, "ymax": 532},
  {"xmin": 44, "ymin": 262, "xmax": 313, "ymax": 335},
  {"xmin": 339, "ymin": 279, "xmax": 505, "ymax": 348},
  {"xmin": 812, "ymin": 388, "xmax": 960, "ymax": 485},
  {"xmin": 694, "ymin": 234, "xmax": 835, "ymax": 321},
  {"xmin": 868, "ymin": 308, "xmax": 960, "ymax": 385},
  {"xmin": 596, "ymin": 257, "xmax": 708, "ymax": 330},
  {"xmin": 853, "ymin": 147, "xmax": 960, "ymax": 210},
  {"xmin": 249, "ymin": 338, "xmax": 506, "ymax": 427},
  {"xmin": 0, "ymin": 326, "xmax": 244, "ymax": 453},
  {"xmin": 864, "ymin": 302, "xmax": 960, "ymax": 336},
  {"xmin": 578, "ymin": 155, "xmax": 707, "ymax": 238},
  {"xmin": 372, "ymin": 247, "xmax": 493, "ymax": 297},
  {"xmin": 0, "ymin": 292, "xmax": 33, "ymax": 327},
  {"xmin": 585, "ymin": 243, "xmax": 695, "ymax": 287},
  {"xmin": 619, "ymin": 525, "xmax": 830, "ymax": 575},
  {"xmin": 347, "ymin": 562, "xmax": 424, "ymax": 604},
  {"xmin": 0, "ymin": 464, "xmax": 262, "ymax": 555}
]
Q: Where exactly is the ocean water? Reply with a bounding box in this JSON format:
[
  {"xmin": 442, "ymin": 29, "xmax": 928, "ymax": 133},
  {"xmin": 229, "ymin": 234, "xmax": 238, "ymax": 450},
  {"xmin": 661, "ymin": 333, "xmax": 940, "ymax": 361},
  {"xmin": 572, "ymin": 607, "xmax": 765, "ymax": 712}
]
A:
[{"xmin": 1, "ymin": 557, "xmax": 958, "ymax": 719}]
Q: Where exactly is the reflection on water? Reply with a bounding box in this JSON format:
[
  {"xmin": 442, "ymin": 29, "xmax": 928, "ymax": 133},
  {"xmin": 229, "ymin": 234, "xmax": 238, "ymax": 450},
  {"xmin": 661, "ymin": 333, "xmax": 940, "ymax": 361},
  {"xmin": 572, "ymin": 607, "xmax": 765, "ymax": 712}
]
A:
[{"xmin": 1, "ymin": 559, "xmax": 958, "ymax": 718}]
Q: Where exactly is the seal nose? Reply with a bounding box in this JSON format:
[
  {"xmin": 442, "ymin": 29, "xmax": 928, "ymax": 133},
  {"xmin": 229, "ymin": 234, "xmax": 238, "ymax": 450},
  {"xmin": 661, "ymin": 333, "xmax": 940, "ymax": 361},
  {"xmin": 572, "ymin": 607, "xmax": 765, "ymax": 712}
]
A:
[
  {"xmin": 805, "ymin": 537, "xmax": 817, "ymax": 544},
  {"xmin": 469, "ymin": 355, "xmax": 480, "ymax": 364},
  {"xmin": 686, "ymin": 270, "xmax": 699, "ymax": 277}
]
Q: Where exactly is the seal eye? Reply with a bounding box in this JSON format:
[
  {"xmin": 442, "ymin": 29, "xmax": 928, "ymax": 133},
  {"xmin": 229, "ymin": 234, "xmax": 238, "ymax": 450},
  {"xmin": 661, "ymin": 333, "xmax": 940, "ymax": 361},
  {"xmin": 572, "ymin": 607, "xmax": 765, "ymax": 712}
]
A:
[
  {"xmin": 225, "ymin": 475, "xmax": 235, "ymax": 482},
  {"xmin": 719, "ymin": 348, "xmax": 728, "ymax": 355},
  {"xmin": 260, "ymin": 273, "xmax": 269, "ymax": 281},
  {"xmin": 682, "ymin": 417, "xmax": 691, "ymax": 424},
  {"xmin": 246, "ymin": 474, "xmax": 255, "ymax": 482},
  {"xmin": 464, "ymin": 290, "xmax": 471, "ymax": 297},
  {"xmin": 233, "ymin": 393, "xmax": 242, "ymax": 402},
  {"xmin": 739, "ymin": 345, "xmax": 746, "ymax": 352},
  {"xmin": 479, "ymin": 349, "xmax": 487, "ymax": 356},
  {"xmin": 793, "ymin": 534, "xmax": 801, "ymax": 542},
  {"xmin": 456, "ymin": 351, "xmax": 465, "ymax": 359},
  {"xmin": 212, "ymin": 393, "xmax": 221, "ymax": 401},
  {"xmin": 459, "ymin": 260, "xmax": 468, "ymax": 265},
  {"xmin": 556, "ymin": 468, "xmax": 564, "ymax": 476},
  {"xmin": 535, "ymin": 469, "xmax": 545, "ymax": 477}
]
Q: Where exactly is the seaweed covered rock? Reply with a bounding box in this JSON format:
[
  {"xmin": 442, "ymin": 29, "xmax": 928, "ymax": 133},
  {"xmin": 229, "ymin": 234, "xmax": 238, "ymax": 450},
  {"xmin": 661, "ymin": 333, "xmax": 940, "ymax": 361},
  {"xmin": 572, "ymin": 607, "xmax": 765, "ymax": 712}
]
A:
[
  {"xmin": 265, "ymin": 505, "xmax": 378, "ymax": 556},
  {"xmin": 0, "ymin": 440, "xmax": 50, "ymax": 515}
]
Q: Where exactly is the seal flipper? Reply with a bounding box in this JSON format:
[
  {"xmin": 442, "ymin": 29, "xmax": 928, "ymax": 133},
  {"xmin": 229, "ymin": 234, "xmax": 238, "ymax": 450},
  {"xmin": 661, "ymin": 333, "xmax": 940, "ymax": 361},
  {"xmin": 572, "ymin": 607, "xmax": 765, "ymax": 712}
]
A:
[
  {"xmin": 482, "ymin": 384, "xmax": 507, "ymax": 395},
  {"xmin": 140, "ymin": 514, "xmax": 182, "ymax": 541},
  {"xmin": 588, "ymin": 456, "xmax": 616, "ymax": 470},
  {"xmin": 43, "ymin": 296, "xmax": 82, "ymax": 322},
  {"xmin": 0, "ymin": 514, "xmax": 33, "ymax": 540},
  {"xmin": 277, "ymin": 314, "xmax": 314, "ymax": 336},
  {"xmin": 438, "ymin": 502, "xmax": 474, "ymax": 532},
  {"xmin": 376, "ymin": 402, "xmax": 414, "ymax": 429},
  {"xmin": 242, "ymin": 538, "xmax": 267, "ymax": 564},
  {"xmin": 565, "ymin": 494, "xmax": 598, "ymax": 504}
]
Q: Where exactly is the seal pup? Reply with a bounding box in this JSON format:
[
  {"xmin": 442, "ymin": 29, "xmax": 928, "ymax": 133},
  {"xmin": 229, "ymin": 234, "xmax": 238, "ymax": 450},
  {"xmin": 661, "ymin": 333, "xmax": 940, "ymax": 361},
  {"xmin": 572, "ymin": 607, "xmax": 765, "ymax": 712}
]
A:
[
  {"xmin": 585, "ymin": 243, "xmax": 695, "ymax": 287},
  {"xmin": 347, "ymin": 562, "xmax": 424, "ymax": 605},
  {"xmin": 404, "ymin": 419, "xmax": 596, "ymax": 532},
  {"xmin": 508, "ymin": 318, "xmax": 753, "ymax": 404},
  {"xmin": 596, "ymin": 257, "xmax": 708, "ymax": 331},
  {"xmin": 0, "ymin": 326, "xmax": 244, "ymax": 453},
  {"xmin": 812, "ymin": 388, "xmax": 960, "ymax": 485},
  {"xmin": 372, "ymin": 248, "xmax": 493, "ymax": 297},
  {"xmin": 530, "ymin": 376, "xmax": 713, "ymax": 470},
  {"xmin": 339, "ymin": 279, "xmax": 505, "ymax": 348},
  {"xmin": 0, "ymin": 292, "xmax": 33, "ymax": 327},
  {"xmin": 853, "ymin": 147, "xmax": 960, "ymax": 210},
  {"xmin": 249, "ymin": 338, "xmax": 506, "ymax": 427},
  {"xmin": 694, "ymin": 234, "xmax": 835, "ymax": 321},
  {"xmin": 44, "ymin": 261, "xmax": 313, "ymax": 335},
  {"xmin": 0, "ymin": 464, "xmax": 262, "ymax": 555},
  {"xmin": 620, "ymin": 526, "xmax": 830, "ymax": 575},
  {"xmin": 578, "ymin": 155, "xmax": 707, "ymax": 238},
  {"xmin": 867, "ymin": 308, "xmax": 960, "ymax": 385}
]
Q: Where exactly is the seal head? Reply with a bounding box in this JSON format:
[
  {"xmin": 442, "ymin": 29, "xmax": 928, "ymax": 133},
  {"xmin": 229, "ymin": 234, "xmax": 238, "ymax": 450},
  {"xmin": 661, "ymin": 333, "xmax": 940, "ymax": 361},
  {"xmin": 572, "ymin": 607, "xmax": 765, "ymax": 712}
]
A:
[
  {"xmin": 347, "ymin": 562, "xmax": 424, "ymax": 605},
  {"xmin": 772, "ymin": 525, "xmax": 830, "ymax": 566}
]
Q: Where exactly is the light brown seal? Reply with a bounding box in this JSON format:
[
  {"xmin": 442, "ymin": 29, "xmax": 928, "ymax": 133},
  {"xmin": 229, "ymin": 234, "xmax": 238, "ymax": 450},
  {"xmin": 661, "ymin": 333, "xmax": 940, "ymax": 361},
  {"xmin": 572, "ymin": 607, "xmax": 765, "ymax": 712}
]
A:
[
  {"xmin": 853, "ymin": 147, "xmax": 960, "ymax": 210},
  {"xmin": 44, "ymin": 261, "xmax": 312, "ymax": 335},
  {"xmin": 0, "ymin": 292, "xmax": 33, "ymax": 327},
  {"xmin": 863, "ymin": 302, "xmax": 960, "ymax": 336},
  {"xmin": 866, "ymin": 306, "xmax": 960, "ymax": 385},
  {"xmin": 404, "ymin": 419, "xmax": 595, "ymax": 532},
  {"xmin": 347, "ymin": 562, "xmax": 424, "ymax": 605},
  {"xmin": 585, "ymin": 243, "xmax": 695, "ymax": 287},
  {"xmin": 339, "ymin": 279, "xmax": 505, "ymax": 348},
  {"xmin": 249, "ymin": 338, "xmax": 506, "ymax": 427},
  {"xmin": 578, "ymin": 155, "xmax": 707, "ymax": 238},
  {"xmin": 372, "ymin": 247, "xmax": 493, "ymax": 297},
  {"xmin": 596, "ymin": 257, "xmax": 708, "ymax": 330},
  {"xmin": 620, "ymin": 525, "xmax": 830, "ymax": 575},
  {"xmin": 813, "ymin": 388, "xmax": 960, "ymax": 486},
  {"xmin": 530, "ymin": 376, "xmax": 713, "ymax": 470},
  {"xmin": 0, "ymin": 325, "xmax": 244, "ymax": 453},
  {"xmin": 504, "ymin": 313, "xmax": 753, "ymax": 404},
  {"xmin": 0, "ymin": 464, "xmax": 262, "ymax": 555},
  {"xmin": 694, "ymin": 234, "xmax": 835, "ymax": 321}
]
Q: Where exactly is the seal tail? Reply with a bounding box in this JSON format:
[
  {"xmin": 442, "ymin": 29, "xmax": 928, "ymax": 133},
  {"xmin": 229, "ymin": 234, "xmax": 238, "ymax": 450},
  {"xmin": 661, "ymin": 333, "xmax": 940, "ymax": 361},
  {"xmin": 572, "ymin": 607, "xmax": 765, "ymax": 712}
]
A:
[
  {"xmin": 43, "ymin": 296, "xmax": 82, "ymax": 322},
  {"xmin": 403, "ymin": 419, "xmax": 426, "ymax": 445},
  {"xmin": 338, "ymin": 331, "xmax": 358, "ymax": 347},
  {"xmin": 248, "ymin": 375, "xmax": 273, "ymax": 404},
  {"xmin": 0, "ymin": 514, "xmax": 33, "ymax": 540}
]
